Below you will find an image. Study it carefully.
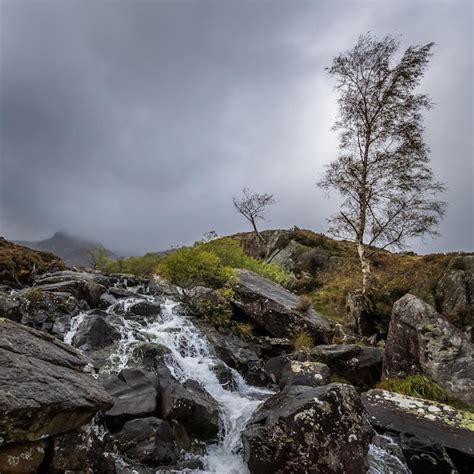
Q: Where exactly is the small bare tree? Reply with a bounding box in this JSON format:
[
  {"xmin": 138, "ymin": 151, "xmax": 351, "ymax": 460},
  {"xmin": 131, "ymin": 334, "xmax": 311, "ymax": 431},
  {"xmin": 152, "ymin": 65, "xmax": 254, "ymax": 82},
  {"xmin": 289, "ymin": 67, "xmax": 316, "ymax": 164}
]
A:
[
  {"xmin": 319, "ymin": 34, "xmax": 445, "ymax": 294},
  {"xmin": 233, "ymin": 188, "xmax": 276, "ymax": 242}
]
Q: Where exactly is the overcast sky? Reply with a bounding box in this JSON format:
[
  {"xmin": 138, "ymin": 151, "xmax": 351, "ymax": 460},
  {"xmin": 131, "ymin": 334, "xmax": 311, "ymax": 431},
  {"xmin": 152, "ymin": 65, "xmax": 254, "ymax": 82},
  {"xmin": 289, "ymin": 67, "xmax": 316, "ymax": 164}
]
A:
[{"xmin": 1, "ymin": 0, "xmax": 472, "ymax": 254}]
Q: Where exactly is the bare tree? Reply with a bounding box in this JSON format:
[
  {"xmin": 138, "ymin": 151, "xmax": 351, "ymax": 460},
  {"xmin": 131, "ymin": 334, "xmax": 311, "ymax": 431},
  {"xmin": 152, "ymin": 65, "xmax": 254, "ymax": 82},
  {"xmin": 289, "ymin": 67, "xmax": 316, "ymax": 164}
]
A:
[
  {"xmin": 233, "ymin": 188, "xmax": 276, "ymax": 242},
  {"xmin": 319, "ymin": 34, "xmax": 446, "ymax": 294}
]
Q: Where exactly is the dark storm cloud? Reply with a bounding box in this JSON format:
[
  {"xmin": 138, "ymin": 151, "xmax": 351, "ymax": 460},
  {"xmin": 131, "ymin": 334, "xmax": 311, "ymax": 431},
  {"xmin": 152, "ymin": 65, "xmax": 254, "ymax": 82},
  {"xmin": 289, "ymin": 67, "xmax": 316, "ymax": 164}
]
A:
[{"xmin": 1, "ymin": 0, "xmax": 472, "ymax": 254}]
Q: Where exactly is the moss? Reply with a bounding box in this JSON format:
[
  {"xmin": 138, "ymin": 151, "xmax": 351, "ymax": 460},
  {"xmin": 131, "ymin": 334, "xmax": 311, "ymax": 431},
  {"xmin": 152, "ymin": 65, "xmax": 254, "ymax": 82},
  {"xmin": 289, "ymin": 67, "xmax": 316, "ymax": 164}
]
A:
[
  {"xmin": 377, "ymin": 375, "xmax": 472, "ymax": 412},
  {"xmin": 294, "ymin": 331, "xmax": 314, "ymax": 352},
  {"xmin": 24, "ymin": 288, "xmax": 44, "ymax": 304}
]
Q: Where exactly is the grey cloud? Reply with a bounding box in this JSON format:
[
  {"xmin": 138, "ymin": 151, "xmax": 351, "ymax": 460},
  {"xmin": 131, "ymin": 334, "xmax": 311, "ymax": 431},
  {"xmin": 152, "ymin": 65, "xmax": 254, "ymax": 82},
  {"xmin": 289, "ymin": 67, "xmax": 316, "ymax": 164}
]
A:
[{"xmin": 1, "ymin": 0, "xmax": 472, "ymax": 254}]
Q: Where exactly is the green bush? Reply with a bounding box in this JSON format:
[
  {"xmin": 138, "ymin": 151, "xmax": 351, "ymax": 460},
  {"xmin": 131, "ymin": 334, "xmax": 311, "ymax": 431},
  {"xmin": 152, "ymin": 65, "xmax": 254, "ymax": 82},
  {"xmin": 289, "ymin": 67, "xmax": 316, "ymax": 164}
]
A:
[{"xmin": 294, "ymin": 331, "xmax": 314, "ymax": 352}]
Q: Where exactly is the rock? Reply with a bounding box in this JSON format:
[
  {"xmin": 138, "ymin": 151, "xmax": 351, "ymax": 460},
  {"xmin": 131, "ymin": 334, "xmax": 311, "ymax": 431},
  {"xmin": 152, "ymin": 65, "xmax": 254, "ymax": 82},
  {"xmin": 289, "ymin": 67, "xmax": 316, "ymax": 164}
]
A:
[
  {"xmin": 345, "ymin": 290, "xmax": 379, "ymax": 337},
  {"xmin": 436, "ymin": 255, "xmax": 474, "ymax": 339},
  {"xmin": 50, "ymin": 426, "xmax": 116, "ymax": 472},
  {"xmin": 269, "ymin": 240, "xmax": 329, "ymax": 274},
  {"xmin": 109, "ymin": 417, "xmax": 176, "ymax": 467},
  {"xmin": 0, "ymin": 318, "xmax": 112, "ymax": 445},
  {"xmin": 368, "ymin": 433, "xmax": 410, "ymax": 474},
  {"xmin": 34, "ymin": 270, "xmax": 112, "ymax": 287},
  {"xmin": 128, "ymin": 342, "xmax": 172, "ymax": 373},
  {"xmin": 0, "ymin": 440, "xmax": 48, "ymax": 473},
  {"xmin": 0, "ymin": 292, "xmax": 23, "ymax": 322},
  {"xmin": 158, "ymin": 375, "xmax": 219, "ymax": 441},
  {"xmin": 103, "ymin": 369, "xmax": 158, "ymax": 431},
  {"xmin": 98, "ymin": 292, "xmax": 118, "ymax": 310},
  {"xmin": 263, "ymin": 354, "xmax": 293, "ymax": 385},
  {"xmin": 362, "ymin": 389, "xmax": 474, "ymax": 464},
  {"xmin": 128, "ymin": 301, "xmax": 162, "ymax": 317},
  {"xmin": 242, "ymin": 383, "xmax": 371, "ymax": 474},
  {"xmin": 313, "ymin": 344, "xmax": 383, "ymax": 386},
  {"xmin": 211, "ymin": 361, "xmax": 239, "ymax": 391},
  {"xmin": 109, "ymin": 286, "xmax": 137, "ymax": 298},
  {"xmin": 383, "ymin": 294, "xmax": 474, "ymax": 405},
  {"xmin": 71, "ymin": 313, "xmax": 121, "ymax": 351},
  {"xmin": 279, "ymin": 360, "xmax": 330, "ymax": 389},
  {"xmin": 233, "ymin": 269, "xmax": 332, "ymax": 342}
]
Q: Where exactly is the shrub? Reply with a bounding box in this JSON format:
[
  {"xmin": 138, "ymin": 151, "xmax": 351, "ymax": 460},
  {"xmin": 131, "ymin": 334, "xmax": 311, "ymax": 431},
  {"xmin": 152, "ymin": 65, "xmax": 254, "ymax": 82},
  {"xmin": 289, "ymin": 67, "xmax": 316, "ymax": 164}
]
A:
[
  {"xmin": 295, "ymin": 295, "xmax": 312, "ymax": 313},
  {"xmin": 234, "ymin": 323, "xmax": 254, "ymax": 337},
  {"xmin": 156, "ymin": 246, "xmax": 233, "ymax": 289},
  {"xmin": 294, "ymin": 331, "xmax": 314, "ymax": 352},
  {"xmin": 24, "ymin": 287, "xmax": 44, "ymax": 304}
]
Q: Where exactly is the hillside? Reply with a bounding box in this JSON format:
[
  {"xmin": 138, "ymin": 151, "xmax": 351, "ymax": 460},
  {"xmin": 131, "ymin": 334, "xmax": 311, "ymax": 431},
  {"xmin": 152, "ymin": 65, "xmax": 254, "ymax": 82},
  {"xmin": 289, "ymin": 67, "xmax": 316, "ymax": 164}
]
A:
[{"xmin": 16, "ymin": 231, "xmax": 117, "ymax": 267}]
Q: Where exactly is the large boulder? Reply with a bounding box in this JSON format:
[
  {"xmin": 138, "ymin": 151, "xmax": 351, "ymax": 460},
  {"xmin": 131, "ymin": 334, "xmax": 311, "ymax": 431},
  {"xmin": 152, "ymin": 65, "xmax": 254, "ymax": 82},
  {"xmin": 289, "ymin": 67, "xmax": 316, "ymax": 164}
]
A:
[
  {"xmin": 158, "ymin": 374, "xmax": 220, "ymax": 441},
  {"xmin": 0, "ymin": 292, "xmax": 23, "ymax": 322},
  {"xmin": 278, "ymin": 360, "xmax": 330, "ymax": 389},
  {"xmin": 109, "ymin": 417, "xmax": 177, "ymax": 467},
  {"xmin": 241, "ymin": 383, "xmax": 371, "ymax": 473},
  {"xmin": 49, "ymin": 426, "xmax": 116, "ymax": 473},
  {"xmin": 362, "ymin": 389, "xmax": 474, "ymax": 472},
  {"xmin": 269, "ymin": 240, "xmax": 329, "ymax": 274},
  {"xmin": 436, "ymin": 255, "xmax": 474, "ymax": 339},
  {"xmin": 313, "ymin": 344, "xmax": 383, "ymax": 387},
  {"xmin": 71, "ymin": 313, "xmax": 121, "ymax": 352},
  {"xmin": 233, "ymin": 269, "xmax": 332, "ymax": 342},
  {"xmin": 102, "ymin": 368, "xmax": 158, "ymax": 431},
  {"xmin": 383, "ymin": 294, "xmax": 474, "ymax": 406},
  {"xmin": 0, "ymin": 318, "xmax": 112, "ymax": 445},
  {"xmin": 0, "ymin": 440, "xmax": 48, "ymax": 473}
]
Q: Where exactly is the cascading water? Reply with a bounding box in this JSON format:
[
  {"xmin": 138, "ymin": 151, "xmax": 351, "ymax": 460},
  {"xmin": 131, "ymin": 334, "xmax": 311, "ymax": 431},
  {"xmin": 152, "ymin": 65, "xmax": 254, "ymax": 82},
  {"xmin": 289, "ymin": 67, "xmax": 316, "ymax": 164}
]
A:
[
  {"xmin": 65, "ymin": 287, "xmax": 273, "ymax": 473},
  {"xmin": 64, "ymin": 284, "xmax": 407, "ymax": 473}
]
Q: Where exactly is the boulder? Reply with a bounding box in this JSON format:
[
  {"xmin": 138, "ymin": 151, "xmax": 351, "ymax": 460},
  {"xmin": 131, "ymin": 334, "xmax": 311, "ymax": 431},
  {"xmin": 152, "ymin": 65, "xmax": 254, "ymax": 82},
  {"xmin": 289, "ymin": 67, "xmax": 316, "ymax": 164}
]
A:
[
  {"xmin": 158, "ymin": 374, "xmax": 219, "ymax": 441},
  {"xmin": 50, "ymin": 426, "xmax": 116, "ymax": 473},
  {"xmin": 313, "ymin": 344, "xmax": 383, "ymax": 386},
  {"xmin": 34, "ymin": 270, "xmax": 112, "ymax": 287},
  {"xmin": 436, "ymin": 255, "xmax": 474, "ymax": 338},
  {"xmin": 211, "ymin": 361, "xmax": 239, "ymax": 391},
  {"xmin": 0, "ymin": 318, "xmax": 112, "ymax": 445},
  {"xmin": 71, "ymin": 313, "xmax": 121, "ymax": 352},
  {"xmin": 383, "ymin": 294, "xmax": 474, "ymax": 406},
  {"xmin": 0, "ymin": 440, "xmax": 48, "ymax": 473},
  {"xmin": 233, "ymin": 269, "xmax": 332, "ymax": 342},
  {"xmin": 368, "ymin": 434, "xmax": 410, "ymax": 474},
  {"xmin": 241, "ymin": 383, "xmax": 371, "ymax": 474},
  {"xmin": 279, "ymin": 360, "xmax": 330, "ymax": 389},
  {"xmin": 0, "ymin": 292, "xmax": 23, "ymax": 322},
  {"xmin": 128, "ymin": 342, "xmax": 172, "ymax": 373},
  {"xmin": 103, "ymin": 369, "xmax": 158, "ymax": 431},
  {"xmin": 362, "ymin": 389, "xmax": 474, "ymax": 471},
  {"xmin": 345, "ymin": 290, "xmax": 379, "ymax": 337},
  {"xmin": 109, "ymin": 417, "xmax": 176, "ymax": 467},
  {"xmin": 128, "ymin": 301, "xmax": 162, "ymax": 317},
  {"xmin": 269, "ymin": 240, "xmax": 329, "ymax": 274}
]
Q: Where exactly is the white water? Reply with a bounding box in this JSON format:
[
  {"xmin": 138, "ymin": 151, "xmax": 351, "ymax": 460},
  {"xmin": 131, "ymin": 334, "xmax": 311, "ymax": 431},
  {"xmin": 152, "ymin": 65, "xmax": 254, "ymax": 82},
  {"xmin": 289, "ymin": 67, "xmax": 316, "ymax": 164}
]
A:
[{"xmin": 66, "ymin": 290, "xmax": 272, "ymax": 473}]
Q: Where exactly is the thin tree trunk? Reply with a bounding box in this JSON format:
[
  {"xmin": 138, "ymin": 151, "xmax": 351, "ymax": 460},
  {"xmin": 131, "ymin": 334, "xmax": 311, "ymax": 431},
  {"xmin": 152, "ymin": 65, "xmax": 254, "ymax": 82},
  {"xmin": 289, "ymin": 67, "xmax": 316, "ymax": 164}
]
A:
[
  {"xmin": 357, "ymin": 241, "xmax": 371, "ymax": 295},
  {"xmin": 251, "ymin": 219, "xmax": 265, "ymax": 243}
]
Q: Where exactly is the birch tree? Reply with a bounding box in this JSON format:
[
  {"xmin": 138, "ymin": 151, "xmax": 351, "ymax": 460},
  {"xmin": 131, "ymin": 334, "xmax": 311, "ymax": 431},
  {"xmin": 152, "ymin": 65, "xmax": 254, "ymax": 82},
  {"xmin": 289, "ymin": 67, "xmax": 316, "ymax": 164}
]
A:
[{"xmin": 319, "ymin": 34, "xmax": 445, "ymax": 293}]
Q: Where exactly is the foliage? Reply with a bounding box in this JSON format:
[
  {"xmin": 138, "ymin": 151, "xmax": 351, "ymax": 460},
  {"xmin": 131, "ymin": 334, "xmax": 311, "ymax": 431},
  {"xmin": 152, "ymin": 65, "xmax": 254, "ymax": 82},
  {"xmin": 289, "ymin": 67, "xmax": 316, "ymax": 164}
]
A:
[
  {"xmin": 377, "ymin": 375, "xmax": 471, "ymax": 411},
  {"xmin": 88, "ymin": 246, "xmax": 110, "ymax": 270},
  {"xmin": 234, "ymin": 322, "xmax": 254, "ymax": 337},
  {"xmin": 90, "ymin": 251, "xmax": 162, "ymax": 278},
  {"xmin": 24, "ymin": 287, "xmax": 44, "ymax": 304},
  {"xmin": 319, "ymin": 33, "xmax": 445, "ymax": 293},
  {"xmin": 294, "ymin": 331, "xmax": 314, "ymax": 352}
]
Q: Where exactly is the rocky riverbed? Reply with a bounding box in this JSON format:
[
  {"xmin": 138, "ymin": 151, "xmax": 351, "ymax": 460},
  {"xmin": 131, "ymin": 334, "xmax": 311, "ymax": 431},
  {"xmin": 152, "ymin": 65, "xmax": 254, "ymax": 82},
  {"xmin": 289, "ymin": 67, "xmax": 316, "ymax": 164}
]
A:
[{"xmin": 0, "ymin": 246, "xmax": 473, "ymax": 472}]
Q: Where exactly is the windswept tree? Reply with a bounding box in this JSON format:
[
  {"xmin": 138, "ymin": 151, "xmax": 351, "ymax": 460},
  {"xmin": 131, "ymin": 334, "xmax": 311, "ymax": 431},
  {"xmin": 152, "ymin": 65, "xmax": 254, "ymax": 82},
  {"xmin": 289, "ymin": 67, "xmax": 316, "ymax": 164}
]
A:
[
  {"xmin": 319, "ymin": 34, "xmax": 445, "ymax": 294},
  {"xmin": 233, "ymin": 188, "xmax": 276, "ymax": 242}
]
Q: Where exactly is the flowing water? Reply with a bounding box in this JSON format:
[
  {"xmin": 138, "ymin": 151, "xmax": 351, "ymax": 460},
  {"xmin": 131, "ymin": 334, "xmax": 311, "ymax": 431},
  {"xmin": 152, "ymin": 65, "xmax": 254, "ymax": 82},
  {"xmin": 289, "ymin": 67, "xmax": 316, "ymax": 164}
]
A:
[{"xmin": 64, "ymin": 284, "xmax": 409, "ymax": 473}]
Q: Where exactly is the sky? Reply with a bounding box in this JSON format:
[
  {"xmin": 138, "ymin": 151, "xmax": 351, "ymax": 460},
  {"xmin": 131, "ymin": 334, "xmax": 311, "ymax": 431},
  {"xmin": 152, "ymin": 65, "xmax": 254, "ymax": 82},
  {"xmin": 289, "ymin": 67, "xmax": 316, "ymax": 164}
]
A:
[{"xmin": 0, "ymin": 0, "xmax": 472, "ymax": 255}]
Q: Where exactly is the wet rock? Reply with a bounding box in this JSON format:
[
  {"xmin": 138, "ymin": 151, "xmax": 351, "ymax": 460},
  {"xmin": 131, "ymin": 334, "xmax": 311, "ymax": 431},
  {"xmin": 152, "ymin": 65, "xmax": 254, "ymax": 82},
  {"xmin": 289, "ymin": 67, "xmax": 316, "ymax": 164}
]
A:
[
  {"xmin": 279, "ymin": 360, "xmax": 330, "ymax": 389},
  {"xmin": 98, "ymin": 292, "xmax": 118, "ymax": 310},
  {"xmin": 362, "ymin": 389, "xmax": 474, "ymax": 464},
  {"xmin": 233, "ymin": 269, "xmax": 332, "ymax": 342},
  {"xmin": 128, "ymin": 342, "xmax": 172, "ymax": 373},
  {"xmin": 263, "ymin": 354, "xmax": 293, "ymax": 385},
  {"xmin": 110, "ymin": 417, "xmax": 176, "ymax": 467},
  {"xmin": 71, "ymin": 313, "xmax": 121, "ymax": 351},
  {"xmin": 368, "ymin": 433, "xmax": 410, "ymax": 474},
  {"xmin": 158, "ymin": 375, "xmax": 219, "ymax": 441},
  {"xmin": 103, "ymin": 369, "xmax": 158, "ymax": 431},
  {"xmin": 0, "ymin": 440, "xmax": 48, "ymax": 473},
  {"xmin": 383, "ymin": 294, "xmax": 474, "ymax": 405},
  {"xmin": 312, "ymin": 344, "xmax": 383, "ymax": 386},
  {"xmin": 242, "ymin": 383, "xmax": 371, "ymax": 474},
  {"xmin": 35, "ymin": 270, "xmax": 112, "ymax": 288},
  {"xmin": 128, "ymin": 301, "xmax": 162, "ymax": 317},
  {"xmin": 0, "ymin": 318, "xmax": 112, "ymax": 445},
  {"xmin": 211, "ymin": 361, "xmax": 239, "ymax": 391},
  {"xmin": 109, "ymin": 286, "xmax": 138, "ymax": 298},
  {"xmin": 50, "ymin": 426, "xmax": 116, "ymax": 473}
]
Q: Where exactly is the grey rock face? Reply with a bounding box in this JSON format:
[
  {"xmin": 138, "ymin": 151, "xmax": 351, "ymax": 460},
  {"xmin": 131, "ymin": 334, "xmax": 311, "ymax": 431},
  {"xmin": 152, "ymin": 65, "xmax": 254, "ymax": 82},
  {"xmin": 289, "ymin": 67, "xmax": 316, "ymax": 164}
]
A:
[
  {"xmin": 128, "ymin": 301, "xmax": 162, "ymax": 317},
  {"xmin": 278, "ymin": 360, "xmax": 330, "ymax": 389},
  {"xmin": 158, "ymin": 374, "xmax": 219, "ymax": 441},
  {"xmin": 0, "ymin": 439, "xmax": 48, "ymax": 473},
  {"xmin": 383, "ymin": 294, "xmax": 474, "ymax": 406},
  {"xmin": 362, "ymin": 389, "xmax": 474, "ymax": 464},
  {"xmin": 0, "ymin": 318, "xmax": 112, "ymax": 445},
  {"xmin": 110, "ymin": 417, "xmax": 177, "ymax": 467},
  {"xmin": 233, "ymin": 268, "xmax": 332, "ymax": 342},
  {"xmin": 71, "ymin": 313, "xmax": 121, "ymax": 351},
  {"xmin": 242, "ymin": 383, "xmax": 371, "ymax": 474},
  {"xmin": 103, "ymin": 368, "xmax": 158, "ymax": 431},
  {"xmin": 0, "ymin": 293, "xmax": 23, "ymax": 322}
]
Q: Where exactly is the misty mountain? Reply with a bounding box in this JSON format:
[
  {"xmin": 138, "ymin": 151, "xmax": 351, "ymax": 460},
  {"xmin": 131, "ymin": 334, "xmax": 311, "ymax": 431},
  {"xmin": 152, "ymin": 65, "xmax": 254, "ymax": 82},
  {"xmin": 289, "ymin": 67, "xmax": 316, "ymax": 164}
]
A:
[{"xmin": 16, "ymin": 231, "xmax": 117, "ymax": 267}]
